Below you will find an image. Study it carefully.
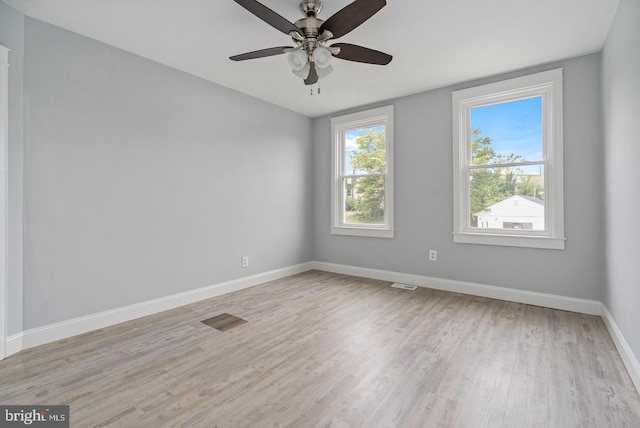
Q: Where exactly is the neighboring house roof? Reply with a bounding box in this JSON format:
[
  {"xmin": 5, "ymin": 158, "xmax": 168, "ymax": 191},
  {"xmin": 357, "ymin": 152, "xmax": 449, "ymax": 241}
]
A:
[
  {"xmin": 477, "ymin": 195, "xmax": 545, "ymax": 216},
  {"xmin": 520, "ymin": 195, "xmax": 545, "ymax": 206}
]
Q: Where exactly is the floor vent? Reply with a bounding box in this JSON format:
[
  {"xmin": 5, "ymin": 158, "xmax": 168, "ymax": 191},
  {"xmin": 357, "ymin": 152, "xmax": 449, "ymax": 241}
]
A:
[
  {"xmin": 201, "ymin": 313, "xmax": 247, "ymax": 331},
  {"xmin": 391, "ymin": 283, "xmax": 418, "ymax": 291}
]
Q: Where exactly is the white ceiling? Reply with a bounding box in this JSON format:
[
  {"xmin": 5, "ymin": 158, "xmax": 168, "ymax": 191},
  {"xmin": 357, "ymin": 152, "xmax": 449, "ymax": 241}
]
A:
[{"xmin": 4, "ymin": 0, "xmax": 619, "ymax": 118}]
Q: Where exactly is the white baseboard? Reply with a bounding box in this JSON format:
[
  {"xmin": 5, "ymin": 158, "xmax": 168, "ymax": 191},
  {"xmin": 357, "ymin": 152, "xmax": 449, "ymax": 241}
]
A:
[
  {"xmin": 311, "ymin": 261, "xmax": 602, "ymax": 315},
  {"xmin": 14, "ymin": 262, "xmax": 313, "ymax": 353},
  {"xmin": 6, "ymin": 332, "xmax": 23, "ymax": 357},
  {"xmin": 601, "ymin": 305, "xmax": 640, "ymax": 393},
  {"xmin": 6, "ymin": 259, "xmax": 631, "ymax": 382}
]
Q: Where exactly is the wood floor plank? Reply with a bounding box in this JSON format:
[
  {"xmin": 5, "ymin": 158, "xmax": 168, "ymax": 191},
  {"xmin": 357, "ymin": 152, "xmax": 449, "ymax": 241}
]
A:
[{"xmin": 1, "ymin": 270, "xmax": 639, "ymax": 427}]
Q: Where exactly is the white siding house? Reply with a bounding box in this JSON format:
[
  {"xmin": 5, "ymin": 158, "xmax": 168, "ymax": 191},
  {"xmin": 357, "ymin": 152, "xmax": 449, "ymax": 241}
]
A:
[{"xmin": 477, "ymin": 195, "xmax": 544, "ymax": 230}]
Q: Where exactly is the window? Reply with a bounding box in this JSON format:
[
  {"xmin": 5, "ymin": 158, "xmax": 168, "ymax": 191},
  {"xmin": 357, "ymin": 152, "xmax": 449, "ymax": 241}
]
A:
[
  {"xmin": 452, "ymin": 69, "xmax": 565, "ymax": 249},
  {"xmin": 331, "ymin": 105, "xmax": 394, "ymax": 238}
]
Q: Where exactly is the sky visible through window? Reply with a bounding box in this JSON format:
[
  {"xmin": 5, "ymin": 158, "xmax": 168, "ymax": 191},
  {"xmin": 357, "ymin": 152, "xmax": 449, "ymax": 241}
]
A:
[{"xmin": 471, "ymin": 96, "xmax": 543, "ymax": 169}]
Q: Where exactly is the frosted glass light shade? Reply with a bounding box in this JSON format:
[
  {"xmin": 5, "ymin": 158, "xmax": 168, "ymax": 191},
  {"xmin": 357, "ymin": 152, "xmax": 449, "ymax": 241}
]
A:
[
  {"xmin": 287, "ymin": 50, "xmax": 308, "ymax": 71},
  {"xmin": 312, "ymin": 46, "xmax": 333, "ymax": 69},
  {"xmin": 316, "ymin": 64, "xmax": 334, "ymax": 79},
  {"xmin": 292, "ymin": 63, "xmax": 311, "ymax": 79}
]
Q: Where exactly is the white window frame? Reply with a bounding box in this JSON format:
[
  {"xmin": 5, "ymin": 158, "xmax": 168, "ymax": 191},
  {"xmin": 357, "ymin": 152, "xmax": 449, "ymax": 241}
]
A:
[
  {"xmin": 452, "ymin": 69, "xmax": 565, "ymax": 250},
  {"xmin": 0, "ymin": 45, "xmax": 8, "ymax": 359},
  {"xmin": 331, "ymin": 105, "xmax": 394, "ymax": 238}
]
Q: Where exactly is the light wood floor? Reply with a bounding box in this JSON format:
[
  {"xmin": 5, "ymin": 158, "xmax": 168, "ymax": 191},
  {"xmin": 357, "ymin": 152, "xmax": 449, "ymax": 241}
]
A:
[{"xmin": 1, "ymin": 271, "xmax": 639, "ymax": 427}]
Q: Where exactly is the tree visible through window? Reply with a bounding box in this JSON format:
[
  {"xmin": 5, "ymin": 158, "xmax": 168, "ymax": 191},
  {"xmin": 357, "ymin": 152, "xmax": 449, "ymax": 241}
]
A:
[
  {"xmin": 331, "ymin": 105, "xmax": 394, "ymax": 238},
  {"xmin": 344, "ymin": 128, "xmax": 386, "ymax": 224},
  {"xmin": 469, "ymin": 96, "xmax": 545, "ymax": 229},
  {"xmin": 452, "ymin": 69, "xmax": 565, "ymax": 249}
]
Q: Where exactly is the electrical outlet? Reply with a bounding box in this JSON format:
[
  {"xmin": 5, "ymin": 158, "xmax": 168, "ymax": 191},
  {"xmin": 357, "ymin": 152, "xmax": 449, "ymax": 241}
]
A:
[
  {"xmin": 429, "ymin": 250, "xmax": 437, "ymax": 262},
  {"xmin": 242, "ymin": 256, "xmax": 249, "ymax": 268}
]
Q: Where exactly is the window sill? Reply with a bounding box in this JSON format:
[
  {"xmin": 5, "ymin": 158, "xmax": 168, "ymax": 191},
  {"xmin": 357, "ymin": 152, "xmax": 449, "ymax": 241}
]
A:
[
  {"xmin": 331, "ymin": 226, "xmax": 394, "ymax": 239},
  {"xmin": 453, "ymin": 232, "xmax": 565, "ymax": 250}
]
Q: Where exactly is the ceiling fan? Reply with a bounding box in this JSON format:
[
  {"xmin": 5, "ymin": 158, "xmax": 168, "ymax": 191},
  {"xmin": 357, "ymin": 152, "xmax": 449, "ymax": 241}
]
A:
[{"xmin": 230, "ymin": 0, "xmax": 392, "ymax": 86}]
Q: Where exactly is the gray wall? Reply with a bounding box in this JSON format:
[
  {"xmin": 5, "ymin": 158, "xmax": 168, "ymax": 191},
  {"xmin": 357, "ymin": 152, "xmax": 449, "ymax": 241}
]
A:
[
  {"xmin": 313, "ymin": 54, "xmax": 605, "ymax": 300},
  {"xmin": 602, "ymin": 0, "xmax": 640, "ymax": 361},
  {"xmin": 22, "ymin": 18, "xmax": 313, "ymax": 329},
  {"xmin": 0, "ymin": 1, "xmax": 24, "ymax": 336}
]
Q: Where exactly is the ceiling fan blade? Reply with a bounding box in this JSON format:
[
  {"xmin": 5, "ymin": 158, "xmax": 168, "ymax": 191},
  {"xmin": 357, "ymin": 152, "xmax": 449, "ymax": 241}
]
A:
[
  {"xmin": 332, "ymin": 43, "xmax": 392, "ymax": 65},
  {"xmin": 230, "ymin": 46, "xmax": 292, "ymax": 61},
  {"xmin": 234, "ymin": 0, "xmax": 302, "ymax": 36},
  {"xmin": 319, "ymin": 0, "xmax": 386, "ymax": 39},
  {"xmin": 304, "ymin": 63, "xmax": 319, "ymax": 85}
]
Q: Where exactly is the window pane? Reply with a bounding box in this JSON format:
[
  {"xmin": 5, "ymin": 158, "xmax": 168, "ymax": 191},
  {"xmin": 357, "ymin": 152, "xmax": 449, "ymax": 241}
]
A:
[
  {"xmin": 470, "ymin": 97, "xmax": 543, "ymax": 165},
  {"xmin": 470, "ymin": 165, "xmax": 545, "ymax": 230},
  {"xmin": 343, "ymin": 176, "xmax": 385, "ymax": 225},
  {"xmin": 344, "ymin": 126, "xmax": 386, "ymax": 175}
]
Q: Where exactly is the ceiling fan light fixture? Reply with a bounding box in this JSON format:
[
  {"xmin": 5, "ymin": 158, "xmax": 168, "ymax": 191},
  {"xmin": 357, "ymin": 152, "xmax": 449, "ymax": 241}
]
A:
[
  {"xmin": 230, "ymin": 0, "xmax": 393, "ymax": 87},
  {"xmin": 287, "ymin": 49, "xmax": 309, "ymax": 71},
  {"xmin": 316, "ymin": 64, "xmax": 334, "ymax": 79},
  {"xmin": 312, "ymin": 46, "xmax": 333, "ymax": 68},
  {"xmin": 292, "ymin": 62, "xmax": 311, "ymax": 79}
]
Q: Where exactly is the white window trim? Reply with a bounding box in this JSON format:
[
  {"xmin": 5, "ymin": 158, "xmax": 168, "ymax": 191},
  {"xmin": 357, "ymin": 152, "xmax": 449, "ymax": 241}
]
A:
[
  {"xmin": 0, "ymin": 45, "xmax": 8, "ymax": 359},
  {"xmin": 331, "ymin": 105, "xmax": 394, "ymax": 238},
  {"xmin": 452, "ymin": 69, "xmax": 565, "ymax": 250}
]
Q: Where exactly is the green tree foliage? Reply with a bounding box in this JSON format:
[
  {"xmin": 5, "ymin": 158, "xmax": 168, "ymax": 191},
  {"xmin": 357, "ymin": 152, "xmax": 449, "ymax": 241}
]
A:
[
  {"xmin": 516, "ymin": 174, "xmax": 545, "ymax": 200},
  {"xmin": 470, "ymin": 129, "xmax": 543, "ymax": 225},
  {"xmin": 348, "ymin": 129, "xmax": 386, "ymax": 223}
]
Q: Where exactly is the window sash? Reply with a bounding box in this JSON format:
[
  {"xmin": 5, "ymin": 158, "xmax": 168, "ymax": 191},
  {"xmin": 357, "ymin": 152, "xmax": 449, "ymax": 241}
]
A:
[
  {"xmin": 340, "ymin": 176, "xmax": 387, "ymax": 227},
  {"xmin": 339, "ymin": 172, "xmax": 386, "ymax": 179},
  {"xmin": 464, "ymin": 160, "xmax": 547, "ymax": 233}
]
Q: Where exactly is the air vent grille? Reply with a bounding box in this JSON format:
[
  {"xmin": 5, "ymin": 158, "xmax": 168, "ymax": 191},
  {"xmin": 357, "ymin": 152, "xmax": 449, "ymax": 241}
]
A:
[{"xmin": 391, "ymin": 283, "xmax": 417, "ymax": 291}]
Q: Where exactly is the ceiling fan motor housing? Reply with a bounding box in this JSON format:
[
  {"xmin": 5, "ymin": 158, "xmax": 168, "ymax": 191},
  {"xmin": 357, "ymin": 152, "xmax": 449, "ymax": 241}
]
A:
[
  {"xmin": 294, "ymin": 1, "xmax": 325, "ymax": 55},
  {"xmin": 299, "ymin": 0, "xmax": 323, "ymax": 17}
]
